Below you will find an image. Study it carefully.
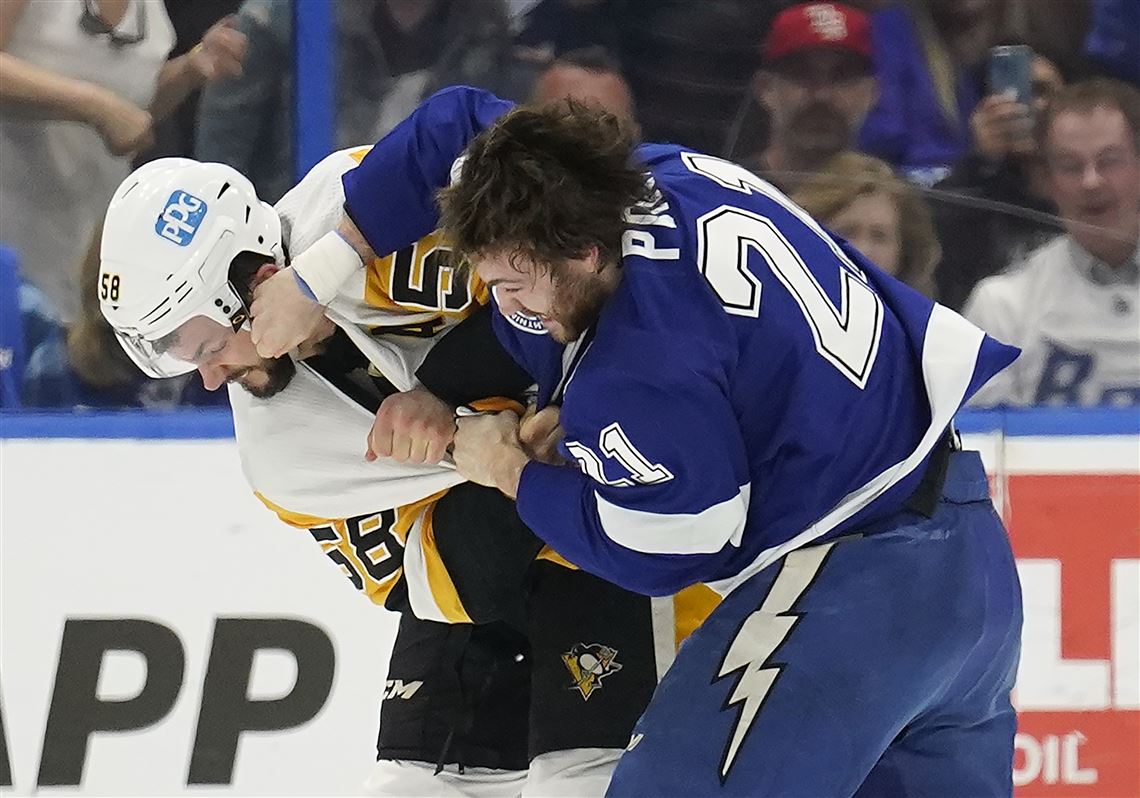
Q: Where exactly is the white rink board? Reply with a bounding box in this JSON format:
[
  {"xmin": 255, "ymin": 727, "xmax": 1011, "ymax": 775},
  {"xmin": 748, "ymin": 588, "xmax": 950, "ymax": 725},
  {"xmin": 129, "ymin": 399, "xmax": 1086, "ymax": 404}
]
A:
[
  {"xmin": 2, "ymin": 427, "xmax": 1137, "ymax": 795},
  {"xmin": 0, "ymin": 439, "xmax": 398, "ymax": 796}
]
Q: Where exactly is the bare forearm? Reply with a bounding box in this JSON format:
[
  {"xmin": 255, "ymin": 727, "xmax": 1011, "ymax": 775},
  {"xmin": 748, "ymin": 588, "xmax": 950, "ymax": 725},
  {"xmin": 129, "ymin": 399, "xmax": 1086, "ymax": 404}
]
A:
[
  {"xmin": 150, "ymin": 53, "xmax": 204, "ymax": 122},
  {"xmin": 0, "ymin": 52, "xmax": 103, "ymax": 123},
  {"xmin": 337, "ymin": 215, "xmax": 376, "ymax": 262}
]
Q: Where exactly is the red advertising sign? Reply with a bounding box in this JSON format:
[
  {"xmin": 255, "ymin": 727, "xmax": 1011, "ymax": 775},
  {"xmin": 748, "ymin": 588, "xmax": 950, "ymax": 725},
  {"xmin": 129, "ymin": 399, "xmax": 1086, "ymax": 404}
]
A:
[{"xmin": 1004, "ymin": 466, "xmax": 1139, "ymax": 797}]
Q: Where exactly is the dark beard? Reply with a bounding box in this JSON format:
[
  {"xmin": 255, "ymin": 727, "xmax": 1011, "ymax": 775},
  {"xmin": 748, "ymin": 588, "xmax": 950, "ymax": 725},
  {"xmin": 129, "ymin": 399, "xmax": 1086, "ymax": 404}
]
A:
[
  {"xmin": 551, "ymin": 267, "xmax": 613, "ymax": 343},
  {"xmin": 786, "ymin": 102, "xmax": 851, "ymax": 161},
  {"xmin": 241, "ymin": 355, "xmax": 297, "ymax": 399}
]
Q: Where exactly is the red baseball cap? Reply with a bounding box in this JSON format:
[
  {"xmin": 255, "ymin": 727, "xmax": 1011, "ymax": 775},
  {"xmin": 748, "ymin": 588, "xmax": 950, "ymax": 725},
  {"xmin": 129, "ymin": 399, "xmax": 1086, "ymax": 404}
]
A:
[{"xmin": 763, "ymin": 2, "xmax": 874, "ymax": 65}]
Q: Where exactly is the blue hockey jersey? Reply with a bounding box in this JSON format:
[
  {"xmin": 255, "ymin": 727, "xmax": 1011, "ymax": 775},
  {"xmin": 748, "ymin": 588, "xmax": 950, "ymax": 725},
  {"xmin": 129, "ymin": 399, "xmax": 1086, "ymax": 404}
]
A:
[{"xmin": 341, "ymin": 86, "xmax": 1019, "ymax": 597}]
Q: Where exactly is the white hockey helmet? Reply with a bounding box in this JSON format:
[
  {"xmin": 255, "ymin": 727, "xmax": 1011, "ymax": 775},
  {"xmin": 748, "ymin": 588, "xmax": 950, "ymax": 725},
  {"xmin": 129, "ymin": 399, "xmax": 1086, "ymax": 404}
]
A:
[{"xmin": 99, "ymin": 158, "xmax": 282, "ymax": 378}]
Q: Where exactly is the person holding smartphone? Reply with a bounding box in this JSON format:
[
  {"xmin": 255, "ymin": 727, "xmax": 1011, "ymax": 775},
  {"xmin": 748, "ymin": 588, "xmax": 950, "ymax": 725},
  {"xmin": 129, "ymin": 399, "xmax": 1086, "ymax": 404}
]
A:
[
  {"xmin": 931, "ymin": 44, "xmax": 1069, "ymax": 310},
  {"xmin": 971, "ymin": 44, "xmax": 1064, "ymax": 164}
]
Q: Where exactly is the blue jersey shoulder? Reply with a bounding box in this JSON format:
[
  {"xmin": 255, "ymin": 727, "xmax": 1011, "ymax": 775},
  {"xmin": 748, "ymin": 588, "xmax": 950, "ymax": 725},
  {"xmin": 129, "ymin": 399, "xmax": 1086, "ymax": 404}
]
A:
[{"xmin": 342, "ymin": 86, "xmax": 512, "ymax": 258}]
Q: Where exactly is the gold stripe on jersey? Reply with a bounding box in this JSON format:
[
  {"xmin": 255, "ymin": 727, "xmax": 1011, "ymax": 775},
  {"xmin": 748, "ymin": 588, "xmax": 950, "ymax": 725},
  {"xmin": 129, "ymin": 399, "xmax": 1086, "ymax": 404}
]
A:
[
  {"xmin": 347, "ymin": 147, "xmax": 372, "ymax": 165},
  {"xmin": 254, "ymin": 494, "xmax": 334, "ymax": 529},
  {"xmin": 254, "ymin": 489, "xmax": 467, "ymax": 621},
  {"xmin": 468, "ymin": 397, "xmax": 526, "ymax": 415},
  {"xmin": 416, "ymin": 500, "xmax": 471, "ymax": 623},
  {"xmin": 255, "ymin": 492, "xmax": 402, "ymax": 607},
  {"xmin": 363, "ymin": 257, "xmax": 405, "ymax": 313},
  {"xmin": 389, "ymin": 488, "xmax": 450, "ymax": 545},
  {"xmin": 256, "ymin": 482, "xmax": 719, "ymax": 640},
  {"xmin": 536, "ymin": 545, "xmax": 577, "ymax": 569},
  {"xmin": 363, "ymin": 231, "xmax": 491, "ymax": 324},
  {"xmin": 365, "ymin": 230, "xmax": 478, "ymax": 317},
  {"xmin": 673, "ymin": 584, "xmax": 722, "ymax": 649}
]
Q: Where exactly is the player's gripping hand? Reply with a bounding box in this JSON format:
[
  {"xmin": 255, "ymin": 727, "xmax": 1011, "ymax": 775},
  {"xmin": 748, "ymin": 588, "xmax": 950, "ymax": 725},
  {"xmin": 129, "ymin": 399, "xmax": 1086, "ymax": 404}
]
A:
[
  {"xmin": 250, "ymin": 266, "xmax": 326, "ymax": 358},
  {"xmin": 453, "ymin": 411, "xmax": 529, "ymax": 499},
  {"xmin": 367, "ymin": 387, "xmax": 455, "ymax": 465},
  {"xmin": 519, "ymin": 405, "xmax": 566, "ymax": 465}
]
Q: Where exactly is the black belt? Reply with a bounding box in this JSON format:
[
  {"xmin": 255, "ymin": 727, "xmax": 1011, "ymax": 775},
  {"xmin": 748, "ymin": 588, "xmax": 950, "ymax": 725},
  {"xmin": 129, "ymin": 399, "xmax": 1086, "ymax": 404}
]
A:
[{"xmin": 903, "ymin": 426, "xmax": 959, "ymax": 518}]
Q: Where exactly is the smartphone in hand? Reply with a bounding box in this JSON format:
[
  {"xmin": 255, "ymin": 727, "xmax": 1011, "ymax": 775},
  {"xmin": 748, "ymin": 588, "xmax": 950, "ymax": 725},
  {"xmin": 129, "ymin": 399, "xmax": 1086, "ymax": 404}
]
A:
[{"xmin": 988, "ymin": 45, "xmax": 1034, "ymax": 104}]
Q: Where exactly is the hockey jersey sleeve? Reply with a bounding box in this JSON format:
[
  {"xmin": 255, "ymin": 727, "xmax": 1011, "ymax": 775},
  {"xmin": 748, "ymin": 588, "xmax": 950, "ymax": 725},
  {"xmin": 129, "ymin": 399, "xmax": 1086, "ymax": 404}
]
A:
[
  {"xmin": 515, "ymin": 338, "xmax": 751, "ymax": 597},
  {"xmin": 341, "ymin": 86, "xmax": 513, "ymax": 259}
]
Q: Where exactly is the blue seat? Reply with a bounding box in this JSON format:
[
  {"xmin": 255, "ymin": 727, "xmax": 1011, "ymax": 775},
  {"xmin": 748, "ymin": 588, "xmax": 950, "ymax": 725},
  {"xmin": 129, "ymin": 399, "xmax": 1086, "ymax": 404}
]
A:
[{"xmin": 0, "ymin": 245, "xmax": 25, "ymax": 408}]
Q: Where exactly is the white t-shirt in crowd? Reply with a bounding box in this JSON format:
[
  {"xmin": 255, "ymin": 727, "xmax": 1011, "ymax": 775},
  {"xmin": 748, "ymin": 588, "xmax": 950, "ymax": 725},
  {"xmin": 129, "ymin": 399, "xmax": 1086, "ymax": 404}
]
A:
[{"xmin": 0, "ymin": 0, "xmax": 175, "ymax": 323}]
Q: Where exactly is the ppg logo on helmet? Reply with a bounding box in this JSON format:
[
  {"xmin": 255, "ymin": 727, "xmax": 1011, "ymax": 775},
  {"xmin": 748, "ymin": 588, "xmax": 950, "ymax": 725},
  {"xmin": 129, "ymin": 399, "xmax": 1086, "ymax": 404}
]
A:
[{"xmin": 155, "ymin": 190, "xmax": 207, "ymax": 246}]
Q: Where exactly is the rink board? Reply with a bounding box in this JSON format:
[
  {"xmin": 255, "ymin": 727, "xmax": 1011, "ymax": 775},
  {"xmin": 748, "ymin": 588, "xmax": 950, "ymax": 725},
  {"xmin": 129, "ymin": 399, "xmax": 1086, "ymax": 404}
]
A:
[{"xmin": 0, "ymin": 408, "xmax": 1136, "ymax": 796}]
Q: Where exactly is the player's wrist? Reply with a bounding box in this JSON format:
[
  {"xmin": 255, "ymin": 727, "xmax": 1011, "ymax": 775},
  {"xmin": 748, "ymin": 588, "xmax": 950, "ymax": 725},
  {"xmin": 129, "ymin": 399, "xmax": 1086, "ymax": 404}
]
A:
[
  {"xmin": 290, "ymin": 267, "xmax": 319, "ymax": 302},
  {"xmin": 496, "ymin": 446, "xmax": 530, "ymax": 500},
  {"xmin": 291, "ymin": 230, "xmax": 364, "ymax": 305},
  {"xmin": 336, "ymin": 215, "xmax": 376, "ymax": 262}
]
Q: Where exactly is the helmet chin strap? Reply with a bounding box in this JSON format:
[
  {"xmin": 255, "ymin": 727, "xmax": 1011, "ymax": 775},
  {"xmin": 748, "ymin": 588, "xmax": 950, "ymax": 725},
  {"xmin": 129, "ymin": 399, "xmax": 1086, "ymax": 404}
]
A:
[{"xmin": 229, "ymin": 306, "xmax": 250, "ymax": 332}]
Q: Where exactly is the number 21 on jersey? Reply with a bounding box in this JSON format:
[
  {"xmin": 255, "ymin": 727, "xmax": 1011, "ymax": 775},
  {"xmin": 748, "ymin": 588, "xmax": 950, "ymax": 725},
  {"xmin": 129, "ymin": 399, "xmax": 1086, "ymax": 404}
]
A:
[{"xmin": 566, "ymin": 422, "xmax": 675, "ymax": 487}]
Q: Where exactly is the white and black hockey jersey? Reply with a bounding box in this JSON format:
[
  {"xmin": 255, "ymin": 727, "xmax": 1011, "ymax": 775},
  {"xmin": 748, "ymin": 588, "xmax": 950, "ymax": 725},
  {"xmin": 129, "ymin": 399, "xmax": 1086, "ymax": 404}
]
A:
[{"xmin": 231, "ymin": 146, "xmax": 496, "ymax": 622}]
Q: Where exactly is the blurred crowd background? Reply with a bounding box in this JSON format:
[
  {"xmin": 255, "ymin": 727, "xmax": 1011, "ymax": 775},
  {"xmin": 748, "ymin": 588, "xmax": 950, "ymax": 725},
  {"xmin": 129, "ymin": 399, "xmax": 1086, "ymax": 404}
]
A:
[{"xmin": 0, "ymin": 0, "xmax": 1137, "ymax": 412}]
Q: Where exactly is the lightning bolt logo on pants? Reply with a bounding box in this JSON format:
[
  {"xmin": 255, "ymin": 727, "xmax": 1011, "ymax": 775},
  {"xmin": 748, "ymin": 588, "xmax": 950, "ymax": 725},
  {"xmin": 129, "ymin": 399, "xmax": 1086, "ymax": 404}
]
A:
[{"xmin": 715, "ymin": 541, "xmax": 836, "ymax": 782}]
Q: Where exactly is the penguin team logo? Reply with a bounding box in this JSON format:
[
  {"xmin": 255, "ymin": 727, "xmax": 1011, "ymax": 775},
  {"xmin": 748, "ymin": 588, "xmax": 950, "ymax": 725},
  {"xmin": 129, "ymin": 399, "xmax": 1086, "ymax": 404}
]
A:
[{"xmin": 562, "ymin": 643, "xmax": 622, "ymax": 701}]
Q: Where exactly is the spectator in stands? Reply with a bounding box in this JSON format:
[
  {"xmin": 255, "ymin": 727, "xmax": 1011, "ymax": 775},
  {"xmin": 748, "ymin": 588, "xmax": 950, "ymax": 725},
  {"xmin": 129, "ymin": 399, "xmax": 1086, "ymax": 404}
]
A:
[
  {"xmin": 1004, "ymin": 0, "xmax": 1091, "ymax": 82},
  {"xmin": 620, "ymin": 0, "xmax": 770, "ymax": 157},
  {"xmin": 530, "ymin": 47, "xmax": 637, "ymax": 134},
  {"xmin": 512, "ymin": 0, "xmax": 621, "ymax": 65},
  {"xmin": 13, "ymin": 221, "xmax": 225, "ymax": 408},
  {"xmin": 0, "ymin": 245, "xmax": 24, "ymax": 407},
  {"xmin": 792, "ymin": 152, "xmax": 940, "ymax": 297},
  {"xmin": 0, "ymin": 0, "xmax": 246, "ymax": 329},
  {"xmin": 964, "ymin": 79, "xmax": 1140, "ymax": 408},
  {"xmin": 1084, "ymin": 0, "xmax": 1139, "ymax": 85},
  {"xmin": 859, "ymin": 0, "xmax": 1004, "ymax": 186},
  {"xmin": 740, "ymin": 2, "xmax": 878, "ymax": 194},
  {"xmin": 196, "ymin": 0, "xmax": 514, "ymax": 204},
  {"xmin": 933, "ymin": 48, "xmax": 1068, "ymax": 310},
  {"xmin": 137, "ymin": 0, "xmax": 242, "ymax": 163}
]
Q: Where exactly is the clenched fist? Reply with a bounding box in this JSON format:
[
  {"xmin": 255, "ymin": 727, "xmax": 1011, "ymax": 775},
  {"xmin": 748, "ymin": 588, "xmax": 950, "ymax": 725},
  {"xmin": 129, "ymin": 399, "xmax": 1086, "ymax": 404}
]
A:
[
  {"xmin": 250, "ymin": 266, "xmax": 326, "ymax": 358},
  {"xmin": 367, "ymin": 387, "xmax": 455, "ymax": 465}
]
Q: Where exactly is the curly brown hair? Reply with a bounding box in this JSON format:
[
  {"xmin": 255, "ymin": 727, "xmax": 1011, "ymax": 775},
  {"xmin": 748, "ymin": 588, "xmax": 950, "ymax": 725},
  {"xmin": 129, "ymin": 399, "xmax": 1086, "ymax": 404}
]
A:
[{"xmin": 438, "ymin": 101, "xmax": 652, "ymax": 275}]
